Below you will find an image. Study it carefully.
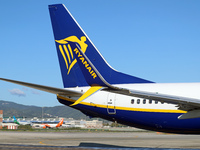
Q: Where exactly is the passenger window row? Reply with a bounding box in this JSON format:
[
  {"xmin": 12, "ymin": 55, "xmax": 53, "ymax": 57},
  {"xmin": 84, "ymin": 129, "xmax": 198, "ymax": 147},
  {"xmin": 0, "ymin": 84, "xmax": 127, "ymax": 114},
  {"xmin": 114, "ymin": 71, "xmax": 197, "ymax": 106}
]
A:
[{"xmin": 131, "ymin": 99, "xmax": 164, "ymax": 104}]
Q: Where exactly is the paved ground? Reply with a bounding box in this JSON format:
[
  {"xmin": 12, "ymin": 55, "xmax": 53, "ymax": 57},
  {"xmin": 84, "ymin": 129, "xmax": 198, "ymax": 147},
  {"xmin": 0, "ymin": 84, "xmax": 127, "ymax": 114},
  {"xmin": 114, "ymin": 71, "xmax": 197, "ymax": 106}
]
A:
[{"xmin": 0, "ymin": 131, "xmax": 200, "ymax": 149}]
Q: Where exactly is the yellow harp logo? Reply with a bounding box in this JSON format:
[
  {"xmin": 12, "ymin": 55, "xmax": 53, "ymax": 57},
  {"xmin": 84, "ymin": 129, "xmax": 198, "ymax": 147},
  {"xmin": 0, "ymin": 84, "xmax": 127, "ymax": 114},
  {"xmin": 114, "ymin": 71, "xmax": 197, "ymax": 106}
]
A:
[{"xmin": 55, "ymin": 36, "xmax": 88, "ymax": 75}]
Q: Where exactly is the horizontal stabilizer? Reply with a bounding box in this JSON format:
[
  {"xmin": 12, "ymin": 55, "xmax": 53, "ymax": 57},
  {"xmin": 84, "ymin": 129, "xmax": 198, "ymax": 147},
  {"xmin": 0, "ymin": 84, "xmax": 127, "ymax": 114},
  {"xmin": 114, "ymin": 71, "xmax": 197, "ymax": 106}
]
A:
[
  {"xmin": 178, "ymin": 110, "xmax": 200, "ymax": 119},
  {"xmin": 0, "ymin": 78, "xmax": 82, "ymax": 97}
]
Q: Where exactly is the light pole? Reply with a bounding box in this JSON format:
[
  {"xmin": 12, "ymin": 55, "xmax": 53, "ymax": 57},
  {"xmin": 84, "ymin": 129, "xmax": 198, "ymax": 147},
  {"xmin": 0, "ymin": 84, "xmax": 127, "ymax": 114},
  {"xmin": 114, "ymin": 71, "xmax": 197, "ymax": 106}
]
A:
[{"xmin": 42, "ymin": 107, "xmax": 43, "ymax": 124}]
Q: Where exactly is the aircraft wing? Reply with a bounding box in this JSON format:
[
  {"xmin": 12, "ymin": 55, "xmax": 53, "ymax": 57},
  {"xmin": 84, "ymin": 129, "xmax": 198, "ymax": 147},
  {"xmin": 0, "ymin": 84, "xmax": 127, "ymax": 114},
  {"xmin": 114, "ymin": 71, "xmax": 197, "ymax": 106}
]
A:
[{"xmin": 0, "ymin": 78, "xmax": 82, "ymax": 97}]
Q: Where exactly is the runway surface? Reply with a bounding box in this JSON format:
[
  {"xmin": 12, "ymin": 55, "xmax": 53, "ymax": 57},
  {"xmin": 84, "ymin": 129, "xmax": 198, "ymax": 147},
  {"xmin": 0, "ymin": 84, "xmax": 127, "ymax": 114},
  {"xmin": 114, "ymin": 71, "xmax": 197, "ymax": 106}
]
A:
[{"xmin": 0, "ymin": 131, "xmax": 200, "ymax": 149}]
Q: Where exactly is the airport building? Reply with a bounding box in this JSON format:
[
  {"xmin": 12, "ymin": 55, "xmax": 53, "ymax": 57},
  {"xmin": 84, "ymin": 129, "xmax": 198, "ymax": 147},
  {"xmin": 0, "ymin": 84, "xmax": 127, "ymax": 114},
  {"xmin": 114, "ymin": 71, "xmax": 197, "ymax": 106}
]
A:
[
  {"xmin": 3, "ymin": 117, "xmax": 103, "ymax": 129},
  {"xmin": 86, "ymin": 120, "xmax": 103, "ymax": 128}
]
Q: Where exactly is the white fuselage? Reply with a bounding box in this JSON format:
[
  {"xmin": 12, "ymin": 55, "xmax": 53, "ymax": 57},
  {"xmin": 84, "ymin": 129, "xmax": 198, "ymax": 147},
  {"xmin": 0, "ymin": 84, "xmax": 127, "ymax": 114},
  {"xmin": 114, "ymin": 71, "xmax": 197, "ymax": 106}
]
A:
[{"xmin": 67, "ymin": 82, "xmax": 200, "ymax": 111}]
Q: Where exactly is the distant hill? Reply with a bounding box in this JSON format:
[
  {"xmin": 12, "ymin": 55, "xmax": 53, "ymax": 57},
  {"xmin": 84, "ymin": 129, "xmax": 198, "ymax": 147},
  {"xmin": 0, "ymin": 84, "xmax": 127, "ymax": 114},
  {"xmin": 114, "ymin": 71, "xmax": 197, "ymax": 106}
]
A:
[{"xmin": 0, "ymin": 100, "xmax": 88, "ymax": 120}]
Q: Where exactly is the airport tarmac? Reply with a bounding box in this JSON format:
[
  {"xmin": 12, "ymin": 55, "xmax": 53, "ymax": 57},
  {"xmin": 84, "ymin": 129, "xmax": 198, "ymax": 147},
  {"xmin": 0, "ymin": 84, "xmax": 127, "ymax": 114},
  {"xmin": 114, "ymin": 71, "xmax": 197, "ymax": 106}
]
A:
[{"xmin": 0, "ymin": 131, "xmax": 200, "ymax": 149}]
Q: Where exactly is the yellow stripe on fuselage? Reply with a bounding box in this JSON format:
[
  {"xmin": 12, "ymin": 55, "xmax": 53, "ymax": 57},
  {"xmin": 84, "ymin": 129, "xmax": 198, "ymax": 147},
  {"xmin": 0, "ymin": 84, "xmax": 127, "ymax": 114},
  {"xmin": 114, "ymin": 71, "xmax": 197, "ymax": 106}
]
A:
[
  {"xmin": 57, "ymin": 95, "xmax": 186, "ymax": 114},
  {"xmin": 70, "ymin": 86, "xmax": 102, "ymax": 106}
]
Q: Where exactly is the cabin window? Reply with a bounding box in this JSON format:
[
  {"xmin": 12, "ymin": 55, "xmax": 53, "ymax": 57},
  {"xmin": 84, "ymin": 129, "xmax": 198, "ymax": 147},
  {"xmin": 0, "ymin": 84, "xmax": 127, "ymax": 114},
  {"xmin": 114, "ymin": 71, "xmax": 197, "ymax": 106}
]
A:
[
  {"xmin": 149, "ymin": 99, "xmax": 152, "ymax": 104},
  {"xmin": 131, "ymin": 99, "xmax": 134, "ymax": 104},
  {"xmin": 143, "ymin": 99, "xmax": 146, "ymax": 104},
  {"xmin": 161, "ymin": 101, "xmax": 164, "ymax": 104},
  {"xmin": 137, "ymin": 99, "xmax": 140, "ymax": 104},
  {"xmin": 155, "ymin": 100, "xmax": 158, "ymax": 104}
]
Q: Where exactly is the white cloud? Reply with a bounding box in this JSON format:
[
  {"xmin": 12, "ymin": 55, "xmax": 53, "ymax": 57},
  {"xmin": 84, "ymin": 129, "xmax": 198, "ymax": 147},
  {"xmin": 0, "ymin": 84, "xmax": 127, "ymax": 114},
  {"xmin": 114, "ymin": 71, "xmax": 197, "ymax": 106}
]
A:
[{"xmin": 9, "ymin": 88, "xmax": 26, "ymax": 97}]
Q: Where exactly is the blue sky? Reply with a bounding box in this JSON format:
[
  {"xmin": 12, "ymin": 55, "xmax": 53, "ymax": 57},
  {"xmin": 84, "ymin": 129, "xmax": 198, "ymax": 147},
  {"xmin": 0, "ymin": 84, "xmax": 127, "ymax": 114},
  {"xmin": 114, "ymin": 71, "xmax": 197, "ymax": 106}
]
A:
[{"xmin": 0, "ymin": 0, "xmax": 200, "ymax": 106}]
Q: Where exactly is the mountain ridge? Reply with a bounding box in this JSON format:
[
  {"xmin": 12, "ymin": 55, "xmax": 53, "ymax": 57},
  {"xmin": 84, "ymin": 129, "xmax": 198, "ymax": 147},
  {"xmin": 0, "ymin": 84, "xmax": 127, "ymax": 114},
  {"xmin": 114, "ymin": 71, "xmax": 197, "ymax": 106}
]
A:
[{"xmin": 0, "ymin": 100, "xmax": 88, "ymax": 120}]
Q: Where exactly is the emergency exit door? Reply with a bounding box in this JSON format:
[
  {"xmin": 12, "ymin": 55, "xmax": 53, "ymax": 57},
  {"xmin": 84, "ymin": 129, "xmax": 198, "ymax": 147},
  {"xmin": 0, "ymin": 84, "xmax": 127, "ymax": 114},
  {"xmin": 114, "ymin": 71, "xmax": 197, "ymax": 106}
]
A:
[{"xmin": 107, "ymin": 93, "xmax": 116, "ymax": 114}]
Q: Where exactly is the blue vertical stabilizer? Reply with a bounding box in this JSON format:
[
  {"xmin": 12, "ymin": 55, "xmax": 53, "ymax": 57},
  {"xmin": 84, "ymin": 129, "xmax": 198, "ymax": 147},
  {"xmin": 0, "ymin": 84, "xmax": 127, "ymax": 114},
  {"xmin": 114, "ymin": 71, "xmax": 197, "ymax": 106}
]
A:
[{"xmin": 49, "ymin": 4, "xmax": 153, "ymax": 88}]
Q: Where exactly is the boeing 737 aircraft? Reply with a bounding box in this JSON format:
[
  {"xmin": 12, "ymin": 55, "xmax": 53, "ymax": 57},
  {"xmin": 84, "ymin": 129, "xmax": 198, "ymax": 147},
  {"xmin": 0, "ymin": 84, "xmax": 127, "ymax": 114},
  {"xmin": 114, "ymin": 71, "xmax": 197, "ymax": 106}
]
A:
[{"xmin": 1, "ymin": 4, "xmax": 200, "ymax": 134}]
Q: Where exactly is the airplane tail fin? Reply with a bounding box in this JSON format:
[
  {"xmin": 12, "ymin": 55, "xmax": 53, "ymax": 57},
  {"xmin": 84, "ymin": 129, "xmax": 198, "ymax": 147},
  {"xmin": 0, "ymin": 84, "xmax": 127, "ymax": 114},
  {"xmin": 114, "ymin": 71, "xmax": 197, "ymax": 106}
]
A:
[
  {"xmin": 13, "ymin": 116, "xmax": 17, "ymax": 121},
  {"xmin": 49, "ymin": 4, "xmax": 153, "ymax": 88},
  {"xmin": 13, "ymin": 116, "xmax": 20, "ymax": 125},
  {"xmin": 56, "ymin": 118, "xmax": 64, "ymax": 127}
]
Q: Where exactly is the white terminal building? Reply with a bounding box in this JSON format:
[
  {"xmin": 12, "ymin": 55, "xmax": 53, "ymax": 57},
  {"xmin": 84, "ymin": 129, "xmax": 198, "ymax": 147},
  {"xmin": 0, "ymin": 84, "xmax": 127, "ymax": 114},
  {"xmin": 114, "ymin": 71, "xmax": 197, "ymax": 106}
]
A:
[{"xmin": 86, "ymin": 120, "xmax": 103, "ymax": 128}]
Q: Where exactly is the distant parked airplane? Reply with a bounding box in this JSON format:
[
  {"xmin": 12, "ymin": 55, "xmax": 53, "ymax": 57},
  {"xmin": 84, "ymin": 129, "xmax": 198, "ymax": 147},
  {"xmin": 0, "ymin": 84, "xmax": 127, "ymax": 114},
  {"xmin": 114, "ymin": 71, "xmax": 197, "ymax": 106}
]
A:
[
  {"xmin": 1, "ymin": 4, "xmax": 200, "ymax": 134},
  {"xmin": 13, "ymin": 116, "xmax": 31, "ymax": 125},
  {"xmin": 32, "ymin": 118, "xmax": 64, "ymax": 129}
]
